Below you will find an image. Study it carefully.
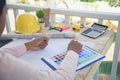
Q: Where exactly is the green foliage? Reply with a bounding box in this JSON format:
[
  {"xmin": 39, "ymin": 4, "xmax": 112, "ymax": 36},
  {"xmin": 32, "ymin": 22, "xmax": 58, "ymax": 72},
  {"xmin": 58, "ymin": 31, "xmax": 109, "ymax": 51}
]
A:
[
  {"xmin": 80, "ymin": 0, "xmax": 96, "ymax": 2},
  {"xmin": 108, "ymin": 0, "xmax": 120, "ymax": 7},
  {"xmin": 60, "ymin": 0, "xmax": 69, "ymax": 8},
  {"xmin": 34, "ymin": 0, "xmax": 39, "ymax": 1},
  {"xmin": 36, "ymin": 10, "xmax": 45, "ymax": 19},
  {"xmin": 103, "ymin": 0, "xmax": 120, "ymax": 7},
  {"xmin": 16, "ymin": 0, "xmax": 29, "ymax": 4}
]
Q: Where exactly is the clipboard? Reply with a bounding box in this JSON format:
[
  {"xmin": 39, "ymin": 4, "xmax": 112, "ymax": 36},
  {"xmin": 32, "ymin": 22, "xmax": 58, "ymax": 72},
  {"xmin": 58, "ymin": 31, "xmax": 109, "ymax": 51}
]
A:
[{"xmin": 41, "ymin": 46, "xmax": 105, "ymax": 71}]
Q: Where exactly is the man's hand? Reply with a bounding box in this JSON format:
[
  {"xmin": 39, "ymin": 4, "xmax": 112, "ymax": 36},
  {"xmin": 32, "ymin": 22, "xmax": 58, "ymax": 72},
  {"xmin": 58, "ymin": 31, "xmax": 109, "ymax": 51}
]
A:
[
  {"xmin": 25, "ymin": 37, "xmax": 49, "ymax": 51},
  {"xmin": 67, "ymin": 40, "xmax": 82, "ymax": 54}
]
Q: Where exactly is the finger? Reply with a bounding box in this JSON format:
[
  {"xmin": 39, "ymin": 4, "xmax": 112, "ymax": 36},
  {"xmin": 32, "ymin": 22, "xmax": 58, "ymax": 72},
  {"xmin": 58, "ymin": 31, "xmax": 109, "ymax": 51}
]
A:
[
  {"xmin": 40, "ymin": 40, "xmax": 48, "ymax": 46},
  {"xmin": 41, "ymin": 37, "xmax": 49, "ymax": 41},
  {"xmin": 39, "ymin": 43, "xmax": 48, "ymax": 49},
  {"xmin": 41, "ymin": 43, "xmax": 48, "ymax": 48}
]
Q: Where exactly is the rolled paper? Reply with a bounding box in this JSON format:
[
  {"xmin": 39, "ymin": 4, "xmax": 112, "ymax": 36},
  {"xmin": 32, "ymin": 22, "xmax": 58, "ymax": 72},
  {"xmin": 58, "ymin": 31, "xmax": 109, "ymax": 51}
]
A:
[{"xmin": 0, "ymin": 32, "xmax": 75, "ymax": 39}]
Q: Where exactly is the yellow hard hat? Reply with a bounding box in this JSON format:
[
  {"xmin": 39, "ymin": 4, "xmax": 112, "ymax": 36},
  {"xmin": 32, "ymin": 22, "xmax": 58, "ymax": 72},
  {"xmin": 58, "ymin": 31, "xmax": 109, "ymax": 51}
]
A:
[{"xmin": 15, "ymin": 13, "xmax": 40, "ymax": 34}]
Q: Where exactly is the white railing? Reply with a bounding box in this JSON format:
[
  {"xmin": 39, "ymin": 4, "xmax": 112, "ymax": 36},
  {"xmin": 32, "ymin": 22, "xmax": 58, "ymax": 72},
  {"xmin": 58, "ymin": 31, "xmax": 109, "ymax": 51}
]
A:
[{"xmin": 6, "ymin": 2, "xmax": 120, "ymax": 80}]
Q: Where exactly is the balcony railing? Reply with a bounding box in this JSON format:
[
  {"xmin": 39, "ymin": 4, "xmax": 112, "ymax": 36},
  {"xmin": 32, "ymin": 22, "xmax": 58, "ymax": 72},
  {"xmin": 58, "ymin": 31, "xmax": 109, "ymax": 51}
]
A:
[{"xmin": 6, "ymin": 2, "xmax": 120, "ymax": 80}]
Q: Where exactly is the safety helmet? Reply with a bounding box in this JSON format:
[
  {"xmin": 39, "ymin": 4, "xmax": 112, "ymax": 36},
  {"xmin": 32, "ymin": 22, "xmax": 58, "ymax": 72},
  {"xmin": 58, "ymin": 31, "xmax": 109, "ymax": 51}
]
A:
[{"xmin": 15, "ymin": 13, "xmax": 40, "ymax": 34}]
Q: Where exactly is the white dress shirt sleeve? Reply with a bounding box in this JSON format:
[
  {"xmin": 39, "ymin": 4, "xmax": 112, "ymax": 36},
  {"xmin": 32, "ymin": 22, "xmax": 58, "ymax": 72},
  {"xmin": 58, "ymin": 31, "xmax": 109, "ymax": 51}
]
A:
[{"xmin": 0, "ymin": 45, "xmax": 78, "ymax": 80}]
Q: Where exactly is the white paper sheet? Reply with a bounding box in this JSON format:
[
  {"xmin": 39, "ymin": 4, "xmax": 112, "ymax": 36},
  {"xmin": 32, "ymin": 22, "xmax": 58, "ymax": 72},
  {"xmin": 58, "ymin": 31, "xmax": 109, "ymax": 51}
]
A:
[{"xmin": 2, "ymin": 38, "xmax": 96, "ymax": 70}]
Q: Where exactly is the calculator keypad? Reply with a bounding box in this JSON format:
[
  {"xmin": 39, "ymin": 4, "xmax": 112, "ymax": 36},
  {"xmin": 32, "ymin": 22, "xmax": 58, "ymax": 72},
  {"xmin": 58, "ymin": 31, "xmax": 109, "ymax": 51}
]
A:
[
  {"xmin": 82, "ymin": 28, "xmax": 92, "ymax": 34},
  {"xmin": 81, "ymin": 27, "xmax": 105, "ymax": 38}
]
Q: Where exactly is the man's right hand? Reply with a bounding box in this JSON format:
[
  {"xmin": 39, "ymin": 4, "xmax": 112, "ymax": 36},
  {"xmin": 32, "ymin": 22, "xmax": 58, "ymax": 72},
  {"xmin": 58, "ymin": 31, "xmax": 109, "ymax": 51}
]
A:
[{"xmin": 67, "ymin": 40, "xmax": 82, "ymax": 54}]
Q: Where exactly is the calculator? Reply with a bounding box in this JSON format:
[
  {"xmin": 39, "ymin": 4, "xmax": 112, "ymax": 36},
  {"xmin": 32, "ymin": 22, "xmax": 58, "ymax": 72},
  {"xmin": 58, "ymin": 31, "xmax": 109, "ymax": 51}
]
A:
[
  {"xmin": 41, "ymin": 46, "xmax": 105, "ymax": 71},
  {"xmin": 81, "ymin": 23, "xmax": 108, "ymax": 38}
]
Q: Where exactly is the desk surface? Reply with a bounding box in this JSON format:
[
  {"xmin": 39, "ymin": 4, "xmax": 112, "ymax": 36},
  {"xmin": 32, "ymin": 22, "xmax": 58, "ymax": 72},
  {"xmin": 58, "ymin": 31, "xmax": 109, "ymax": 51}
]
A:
[
  {"xmin": 75, "ymin": 29, "xmax": 114, "ymax": 80},
  {"xmin": 3, "ymin": 27, "xmax": 114, "ymax": 80}
]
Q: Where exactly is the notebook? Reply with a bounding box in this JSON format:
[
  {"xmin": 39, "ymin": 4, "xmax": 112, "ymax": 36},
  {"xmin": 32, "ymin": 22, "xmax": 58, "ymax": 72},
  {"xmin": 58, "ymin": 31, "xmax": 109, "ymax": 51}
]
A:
[{"xmin": 41, "ymin": 46, "xmax": 105, "ymax": 72}]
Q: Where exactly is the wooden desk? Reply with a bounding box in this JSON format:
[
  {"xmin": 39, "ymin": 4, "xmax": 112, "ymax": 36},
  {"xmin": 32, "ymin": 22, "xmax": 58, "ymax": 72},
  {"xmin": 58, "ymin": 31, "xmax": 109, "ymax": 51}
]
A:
[
  {"xmin": 74, "ymin": 29, "xmax": 114, "ymax": 80},
  {"xmin": 3, "ymin": 27, "xmax": 114, "ymax": 80}
]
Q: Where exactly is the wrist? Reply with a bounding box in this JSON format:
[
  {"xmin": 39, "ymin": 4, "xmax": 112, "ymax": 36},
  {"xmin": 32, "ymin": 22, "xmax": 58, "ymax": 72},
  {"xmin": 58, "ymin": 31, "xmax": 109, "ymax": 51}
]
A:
[
  {"xmin": 24, "ymin": 42, "xmax": 31, "ymax": 51},
  {"xmin": 68, "ymin": 50, "xmax": 78, "ymax": 54}
]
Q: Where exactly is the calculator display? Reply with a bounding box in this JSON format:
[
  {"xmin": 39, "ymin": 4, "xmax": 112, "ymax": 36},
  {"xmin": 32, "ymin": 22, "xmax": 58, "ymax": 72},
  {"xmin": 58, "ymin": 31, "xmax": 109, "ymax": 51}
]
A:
[{"xmin": 92, "ymin": 23, "xmax": 108, "ymax": 31}]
